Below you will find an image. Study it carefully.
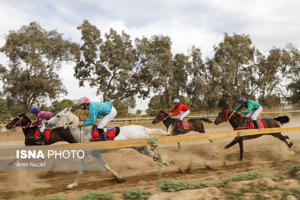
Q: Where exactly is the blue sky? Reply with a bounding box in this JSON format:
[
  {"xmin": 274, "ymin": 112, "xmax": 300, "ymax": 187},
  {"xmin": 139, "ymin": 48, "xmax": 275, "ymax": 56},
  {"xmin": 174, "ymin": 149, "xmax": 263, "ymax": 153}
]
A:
[{"xmin": 1, "ymin": 0, "xmax": 300, "ymax": 112}]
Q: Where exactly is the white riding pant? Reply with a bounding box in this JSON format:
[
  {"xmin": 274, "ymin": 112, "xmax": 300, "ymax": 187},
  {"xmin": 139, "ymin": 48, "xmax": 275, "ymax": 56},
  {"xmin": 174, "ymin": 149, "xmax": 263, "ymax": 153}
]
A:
[
  {"xmin": 40, "ymin": 122, "xmax": 46, "ymax": 133},
  {"xmin": 246, "ymin": 106, "xmax": 263, "ymax": 120},
  {"xmin": 176, "ymin": 110, "xmax": 190, "ymax": 120},
  {"xmin": 97, "ymin": 107, "xmax": 117, "ymax": 129}
]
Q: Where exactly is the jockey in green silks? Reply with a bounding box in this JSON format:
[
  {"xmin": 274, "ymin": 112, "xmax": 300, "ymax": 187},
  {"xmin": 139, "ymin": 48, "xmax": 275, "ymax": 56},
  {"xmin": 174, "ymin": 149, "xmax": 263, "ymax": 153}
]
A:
[{"xmin": 234, "ymin": 98, "xmax": 263, "ymax": 129}]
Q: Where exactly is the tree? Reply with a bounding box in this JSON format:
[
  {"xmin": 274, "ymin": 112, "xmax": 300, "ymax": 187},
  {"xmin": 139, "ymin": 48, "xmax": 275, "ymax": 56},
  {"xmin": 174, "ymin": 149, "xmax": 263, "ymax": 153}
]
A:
[
  {"xmin": 52, "ymin": 99, "xmax": 80, "ymax": 114},
  {"xmin": 74, "ymin": 20, "xmax": 148, "ymax": 108},
  {"xmin": 0, "ymin": 98, "xmax": 10, "ymax": 120},
  {"xmin": 135, "ymin": 35, "xmax": 174, "ymax": 109},
  {"xmin": 0, "ymin": 22, "xmax": 77, "ymax": 113}
]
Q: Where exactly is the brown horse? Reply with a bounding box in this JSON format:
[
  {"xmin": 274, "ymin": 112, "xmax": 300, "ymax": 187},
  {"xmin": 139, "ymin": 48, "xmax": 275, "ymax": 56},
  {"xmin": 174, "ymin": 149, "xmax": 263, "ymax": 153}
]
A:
[
  {"xmin": 152, "ymin": 110, "xmax": 213, "ymax": 149},
  {"xmin": 152, "ymin": 110, "xmax": 212, "ymax": 135},
  {"xmin": 214, "ymin": 107, "xmax": 292, "ymax": 161},
  {"xmin": 5, "ymin": 113, "xmax": 77, "ymax": 165}
]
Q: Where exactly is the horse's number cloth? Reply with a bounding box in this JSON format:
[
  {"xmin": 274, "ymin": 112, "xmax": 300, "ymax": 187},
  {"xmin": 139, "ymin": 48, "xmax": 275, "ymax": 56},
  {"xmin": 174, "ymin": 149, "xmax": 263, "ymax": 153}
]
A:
[
  {"xmin": 177, "ymin": 120, "xmax": 189, "ymax": 130},
  {"xmin": 34, "ymin": 127, "xmax": 52, "ymax": 142},
  {"xmin": 92, "ymin": 126, "xmax": 119, "ymax": 142}
]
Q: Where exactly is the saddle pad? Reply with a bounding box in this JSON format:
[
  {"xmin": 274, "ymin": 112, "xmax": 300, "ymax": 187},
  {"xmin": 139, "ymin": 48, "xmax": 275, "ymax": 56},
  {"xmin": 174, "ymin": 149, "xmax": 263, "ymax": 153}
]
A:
[
  {"xmin": 92, "ymin": 126, "xmax": 120, "ymax": 142},
  {"xmin": 257, "ymin": 119, "xmax": 267, "ymax": 129},
  {"xmin": 34, "ymin": 128, "xmax": 51, "ymax": 142},
  {"xmin": 177, "ymin": 120, "xmax": 189, "ymax": 130}
]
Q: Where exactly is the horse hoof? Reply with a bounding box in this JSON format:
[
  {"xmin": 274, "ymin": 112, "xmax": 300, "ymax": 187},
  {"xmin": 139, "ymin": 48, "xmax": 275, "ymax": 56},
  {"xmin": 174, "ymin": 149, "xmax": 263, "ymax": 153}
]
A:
[
  {"xmin": 209, "ymin": 139, "xmax": 213, "ymax": 143},
  {"xmin": 117, "ymin": 176, "xmax": 125, "ymax": 183},
  {"xmin": 290, "ymin": 142, "xmax": 294, "ymax": 147},
  {"xmin": 285, "ymin": 136, "xmax": 290, "ymax": 139},
  {"xmin": 66, "ymin": 184, "xmax": 76, "ymax": 189},
  {"xmin": 239, "ymin": 159, "xmax": 243, "ymax": 161},
  {"xmin": 169, "ymin": 160, "xmax": 175, "ymax": 165}
]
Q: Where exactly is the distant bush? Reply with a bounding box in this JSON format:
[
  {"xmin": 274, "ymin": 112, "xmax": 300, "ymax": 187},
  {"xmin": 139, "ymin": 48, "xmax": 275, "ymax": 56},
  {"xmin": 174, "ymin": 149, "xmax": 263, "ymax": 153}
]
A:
[
  {"xmin": 123, "ymin": 188, "xmax": 152, "ymax": 200},
  {"xmin": 161, "ymin": 180, "xmax": 209, "ymax": 192}
]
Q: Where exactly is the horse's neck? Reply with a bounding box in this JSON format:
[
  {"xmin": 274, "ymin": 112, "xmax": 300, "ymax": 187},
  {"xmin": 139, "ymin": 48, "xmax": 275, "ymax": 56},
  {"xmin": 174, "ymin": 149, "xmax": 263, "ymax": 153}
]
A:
[
  {"xmin": 22, "ymin": 127, "xmax": 36, "ymax": 137},
  {"xmin": 67, "ymin": 114, "xmax": 93, "ymax": 142},
  {"xmin": 163, "ymin": 117, "xmax": 176, "ymax": 130},
  {"xmin": 229, "ymin": 115, "xmax": 246, "ymax": 128}
]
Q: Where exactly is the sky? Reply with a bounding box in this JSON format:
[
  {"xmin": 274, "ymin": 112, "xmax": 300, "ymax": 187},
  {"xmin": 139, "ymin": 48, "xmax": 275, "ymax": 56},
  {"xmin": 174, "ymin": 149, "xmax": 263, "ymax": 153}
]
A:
[{"xmin": 1, "ymin": 0, "xmax": 300, "ymax": 113}]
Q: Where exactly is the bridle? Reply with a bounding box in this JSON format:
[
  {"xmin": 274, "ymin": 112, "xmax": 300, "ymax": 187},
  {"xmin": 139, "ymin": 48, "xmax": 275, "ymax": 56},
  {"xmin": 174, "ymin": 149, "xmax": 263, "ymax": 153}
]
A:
[
  {"xmin": 220, "ymin": 109, "xmax": 236, "ymax": 122},
  {"xmin": 12, "ymin": 116, "xmax": 31, "ymax": 128},
  {"xmin": 156, "ymin": 112, "xmax": 170, "ymax": 123}
]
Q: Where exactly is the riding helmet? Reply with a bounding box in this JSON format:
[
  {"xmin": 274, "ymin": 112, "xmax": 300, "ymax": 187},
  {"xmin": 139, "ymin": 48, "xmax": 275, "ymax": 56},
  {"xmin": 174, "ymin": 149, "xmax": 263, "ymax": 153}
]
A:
[
  {"xmin": 78, "ymin": 97, "xmax": 91, "ymax": 105},
  {"xmin": 173, "ymin": 99, "xmax": 180, "ymax": 103},
  {"xmin": 238, "ymin": 98, "xmax": 247, "ymax": 104},
  {"xmin": 30, "ymin": 107, "xmax": 40, "ymax": 113}
]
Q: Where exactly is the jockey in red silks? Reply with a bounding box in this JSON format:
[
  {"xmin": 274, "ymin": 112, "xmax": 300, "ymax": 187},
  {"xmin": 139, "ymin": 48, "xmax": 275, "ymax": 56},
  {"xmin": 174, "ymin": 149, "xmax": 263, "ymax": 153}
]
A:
[
  {"xmin": 77, "ymin": 96, "xmax": 117, "ymax": 141},
  {"xmin": 168, "ymin": 99, "xmax": 190, "ymax": 131},
  {"xmin": 29, "ymin": 107, "xmax": 54, "ymax": 145},
  {"xmin": 234, "ymin": 97, "xmax": 263, "ymax": 129}
]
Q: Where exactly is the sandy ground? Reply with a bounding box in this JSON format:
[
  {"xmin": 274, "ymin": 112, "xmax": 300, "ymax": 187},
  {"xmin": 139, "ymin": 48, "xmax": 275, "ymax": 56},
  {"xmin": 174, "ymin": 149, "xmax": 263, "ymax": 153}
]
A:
[{"xmin": 1, "ymin": 115, "xmax": 300, "ymax": 200}]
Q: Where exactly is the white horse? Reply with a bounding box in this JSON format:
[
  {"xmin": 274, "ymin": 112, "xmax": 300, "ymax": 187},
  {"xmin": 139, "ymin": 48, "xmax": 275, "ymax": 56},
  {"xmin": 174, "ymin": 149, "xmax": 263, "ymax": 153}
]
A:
[{"xmin": 45, "ymin": 107, "xmax": 173, "ymax": 189}]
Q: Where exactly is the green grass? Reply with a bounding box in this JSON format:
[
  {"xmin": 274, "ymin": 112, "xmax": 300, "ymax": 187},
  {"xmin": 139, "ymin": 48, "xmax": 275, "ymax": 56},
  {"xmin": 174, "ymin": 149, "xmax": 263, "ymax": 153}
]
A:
[
  {"xmin": 220, "ymin": 171, "xmax": 263, "ymax": 186},
  {"xmin": 76, "ymin": 191, "xmax": 114, "ymax": 200},
  {"xmin": 290, "ymin": 165, "xmax": 300, "ymax": 174},
  {"xmin": 123, "ymin": 188, "xmax": 152, "ymax": 200},
  {"xmin": 27, "ymin": 195, "xmax": 65, "ymax": 200},
  {"xmin": 161, "ymin": 180, "xmax": 209, "ymax": 192}
]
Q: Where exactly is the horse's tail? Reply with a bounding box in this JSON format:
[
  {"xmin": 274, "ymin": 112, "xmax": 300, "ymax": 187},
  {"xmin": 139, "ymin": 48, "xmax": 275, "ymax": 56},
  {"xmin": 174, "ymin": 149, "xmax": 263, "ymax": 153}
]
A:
[
  {"xmin": 274, "ymin": 115, "xmax": 290, "ymax": 125},
  {"xmin": 199, "ymin": 118, "xmax": 212, "ymax": 123}
]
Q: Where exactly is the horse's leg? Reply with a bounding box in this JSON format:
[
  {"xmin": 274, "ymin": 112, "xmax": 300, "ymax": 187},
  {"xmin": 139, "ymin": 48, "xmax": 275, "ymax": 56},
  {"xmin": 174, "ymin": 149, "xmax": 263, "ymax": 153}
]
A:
[
  {"xmin": 271, "ymin": 133, "xmax": 294, "ymax": 148},
  {"xmin": 177, "ymin": 142, "xmax": 181, "ymax": 150},
  {"xmin": 8, "ymin": 158, "xmax": 18, "ymax": 166},
  {"xmin": 66, "ymin": 151, "xmax": 92, "ymax": 189},
  {"xmin": 238, "ymin": 140, "xmax": 244, "ymax": 161},
  {"xmin": 93, "ymin": 150, "xmax": 123, "ymax": 182},
  {"xmin": 224, "ymin": 137, "xmax": 241, "ymax": 149},
  {"xmin": 133, "ymin": 146, "xmax": 174, "ymax": 166}
]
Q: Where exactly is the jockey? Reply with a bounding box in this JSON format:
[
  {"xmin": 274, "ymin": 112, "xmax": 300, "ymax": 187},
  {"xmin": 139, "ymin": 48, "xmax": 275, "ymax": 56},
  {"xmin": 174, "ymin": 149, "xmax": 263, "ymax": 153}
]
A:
[
  {"xmin": 29, "ymin": 107, "xmax": 54, "ymax": 145},
  {"xmin": 234, "ymin": 98, "xmax": 263, "ymax": 129},
  {"xmin": 168, "ymin": 99, "xmax": 190, "ymax": 131},
  {"xmin": 77, "ymin": 97, "xmax": 117, "ymax": 141}
]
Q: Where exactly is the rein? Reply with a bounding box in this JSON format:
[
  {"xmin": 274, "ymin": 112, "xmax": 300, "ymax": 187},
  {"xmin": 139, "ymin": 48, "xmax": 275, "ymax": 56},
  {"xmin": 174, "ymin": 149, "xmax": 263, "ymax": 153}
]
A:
[
  {"xmin": 156, "ymin": 113, "xmax": 170, "ymax": 123},
  {"xmin": 13, "ymin": 116, "xmax": 31, "ymax": 128},
  {"xmin": 52, "ymin": 109, "xmax": 75, "ymax": 129}
]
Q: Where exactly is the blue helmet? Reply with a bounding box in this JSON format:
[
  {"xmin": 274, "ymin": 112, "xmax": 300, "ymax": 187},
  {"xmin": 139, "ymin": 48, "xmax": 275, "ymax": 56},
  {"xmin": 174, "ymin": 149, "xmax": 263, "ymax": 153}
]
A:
[
  {"xmin": 238, "ymin": 98, "xmax": 247, "ymax": 104},
  {"xmin": 30, "ymin": 107, "xmax": 39, "ymax": 113},
  {"xmin": 173, "ymin": 99, "xmax": 180, "ymax": 103}
]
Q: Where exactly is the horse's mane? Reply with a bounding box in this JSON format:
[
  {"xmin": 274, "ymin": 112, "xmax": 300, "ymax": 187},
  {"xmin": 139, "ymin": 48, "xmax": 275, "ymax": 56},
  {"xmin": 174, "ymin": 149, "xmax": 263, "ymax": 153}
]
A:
[{"xmin": 19, "ymin": 113, "xmax": 32, "ymax": 123}]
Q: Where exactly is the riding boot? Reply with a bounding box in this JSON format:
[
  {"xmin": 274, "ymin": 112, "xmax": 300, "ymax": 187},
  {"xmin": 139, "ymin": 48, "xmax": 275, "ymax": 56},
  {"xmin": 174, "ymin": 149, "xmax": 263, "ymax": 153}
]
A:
[
  {"xmin": 253, "ymin": 120, "xmax": 260, "ymax": 129},
  {"xmin": 36, "ymin": 132, "xmax": 45, "ymax": 145},
  {"xmin": 178, "ymin": 120, "xmax": 183, "ymax": 131},
  {"xmin": 98, "ymin": 129, "xmax": 109, "ymax": 141}
]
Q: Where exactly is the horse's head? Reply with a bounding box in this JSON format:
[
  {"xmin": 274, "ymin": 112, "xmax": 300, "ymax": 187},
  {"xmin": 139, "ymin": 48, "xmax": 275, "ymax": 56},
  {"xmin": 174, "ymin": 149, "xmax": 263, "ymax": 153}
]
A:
[
  {"xmin": 45, "ymin": 107, "xmax": 77, "ymax": 128},
  {"xmin": 214, "ymin": 107, "xmax": 234, "ymax": 125},
  {"xmin": 6, "ymin": 113, "xmax": 32, "ymax": 129},
  {"xmin": 152, "ymin": 110, "xmax": 169, "ymax": 124}
]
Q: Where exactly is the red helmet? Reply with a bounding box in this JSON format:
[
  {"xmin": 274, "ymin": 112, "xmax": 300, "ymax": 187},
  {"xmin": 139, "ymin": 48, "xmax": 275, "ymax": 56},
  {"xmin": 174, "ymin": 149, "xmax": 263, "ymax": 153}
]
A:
[{"xmin": 78, "ymin": 97, "xmax": 91, "ymax": 105}]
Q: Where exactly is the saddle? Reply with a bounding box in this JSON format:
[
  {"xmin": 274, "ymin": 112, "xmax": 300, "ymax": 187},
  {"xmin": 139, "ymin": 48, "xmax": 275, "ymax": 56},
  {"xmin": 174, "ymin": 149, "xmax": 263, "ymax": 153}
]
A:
[
  {"xmin": 177, "ymin": 120, "xmax": 189, "ymax": 130},
  {"xmin": 91, "ymin": 126, "xmax": 120, "ymax": 142},
  {"xmin": 234, "ymin": 117, "xmax": 267, "ymax": 130},
  {"xmin": 34, "ymin": 127, "xmax": 52, "ymax": 142}
]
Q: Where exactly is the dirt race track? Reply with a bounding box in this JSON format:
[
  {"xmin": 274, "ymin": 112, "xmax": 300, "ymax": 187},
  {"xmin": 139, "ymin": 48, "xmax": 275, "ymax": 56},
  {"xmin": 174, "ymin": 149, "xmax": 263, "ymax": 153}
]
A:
[{"xmin": 1, "ymin": 115, "xmax": 300, "ymax": 200}]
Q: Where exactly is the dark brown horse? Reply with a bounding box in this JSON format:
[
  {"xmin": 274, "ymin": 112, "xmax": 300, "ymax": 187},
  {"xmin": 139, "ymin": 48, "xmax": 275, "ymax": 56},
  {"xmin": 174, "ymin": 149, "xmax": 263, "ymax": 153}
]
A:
[
  {"xmin": 214, "ymin": 107, "xmax": 292, "ymax": 161},
  {"xmin": 152, "ymin": 110, "xmax": 212, "ymax": 135},
  {"xmin": 5, "ymin": 113, "xmax": 77, "ymax": 165},
  {"xmin": 152, "ymin": 110, "xmax": 212, "ymax": 149}
]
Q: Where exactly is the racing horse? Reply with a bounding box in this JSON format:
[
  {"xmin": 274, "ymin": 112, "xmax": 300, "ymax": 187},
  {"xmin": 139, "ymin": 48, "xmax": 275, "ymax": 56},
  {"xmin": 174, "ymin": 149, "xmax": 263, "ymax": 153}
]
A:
[
  {"xmin": 45, "ymin": 107, "xmax": 174, "ymax": 189},
  {"xmin": 214, "ymin": 107, "xmax": 292, "ymax": 161},
  {"xmin": 152, "ymin": 110, "xmax": 213, "ymax": 149},
  {"xmin": 5, "ymin": 113, "xmax": 77, "ymax": 165}
]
